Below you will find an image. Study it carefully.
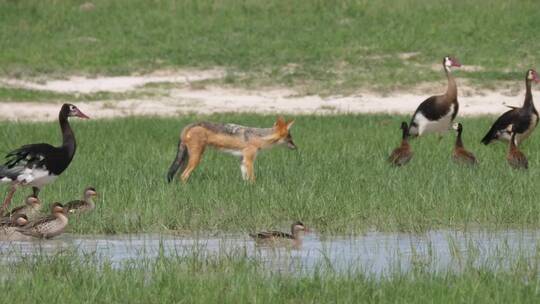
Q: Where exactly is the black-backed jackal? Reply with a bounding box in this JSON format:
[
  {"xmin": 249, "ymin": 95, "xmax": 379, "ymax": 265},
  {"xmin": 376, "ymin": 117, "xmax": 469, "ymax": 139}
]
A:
[{"xmin": 167, "ymin": 117, "xmax": 296, "ymax": 183}]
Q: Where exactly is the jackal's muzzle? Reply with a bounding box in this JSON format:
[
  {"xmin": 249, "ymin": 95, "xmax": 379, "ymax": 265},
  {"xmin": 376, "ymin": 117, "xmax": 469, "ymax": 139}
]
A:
[{"xmin": 287, "ymin": 139, "xmax": 297, "ymax": 150}]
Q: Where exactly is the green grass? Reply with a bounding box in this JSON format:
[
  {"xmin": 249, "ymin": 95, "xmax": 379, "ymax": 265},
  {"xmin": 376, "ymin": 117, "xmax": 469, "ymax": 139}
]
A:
[
  {"xmin": 1, "ymin": 0, "xmax": 540, "ymax": 93},
  {"xmin": 1, "ymin": 252, "xmax": 540, "ymax": 303},
  {"xmin": 0, "ymin": 86, "xmax": 165, "ymax": 103},
  {"xmin": 1, "ymin": 114, "xmax": 539, "ymax": 234}
]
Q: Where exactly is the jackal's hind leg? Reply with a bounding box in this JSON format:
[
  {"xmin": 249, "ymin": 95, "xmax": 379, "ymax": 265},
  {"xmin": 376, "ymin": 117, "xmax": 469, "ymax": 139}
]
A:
[
  {"xmin": 242, "ymin": 148, "xmax": 257, "ymax": 182},
  {"xmin": 180, "ymin": 147, "xmax": 204, "ymax": 183}
]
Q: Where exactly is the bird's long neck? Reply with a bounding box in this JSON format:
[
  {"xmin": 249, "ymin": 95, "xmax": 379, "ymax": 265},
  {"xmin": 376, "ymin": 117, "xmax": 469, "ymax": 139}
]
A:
[
  {"xmin": 444, "ymin": 66, "xmax": 458, "ymax": 102},
  {"xmin": 523, "ymin": 78, "xmax": 534, "ymax": 110},
  {"xmin": 59, "ymin": 113, "xmax": 76, "ymax": 157},
  {"xmin": 401, "ymin": 127, "xmax": 409, "ymax": 147},
  {"xmin": 455, "ymin": 129, "xmax": 464, "ymax": 148},
  {"xmin": 401, "ymin": 127, "xmax": 409, "ymax": 141}
]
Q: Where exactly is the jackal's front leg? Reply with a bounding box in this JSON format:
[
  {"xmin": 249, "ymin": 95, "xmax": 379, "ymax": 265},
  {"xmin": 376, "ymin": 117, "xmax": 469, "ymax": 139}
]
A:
[{"xmin": 241, "ymin": 148, "xmax": 257, "ymax": 182}]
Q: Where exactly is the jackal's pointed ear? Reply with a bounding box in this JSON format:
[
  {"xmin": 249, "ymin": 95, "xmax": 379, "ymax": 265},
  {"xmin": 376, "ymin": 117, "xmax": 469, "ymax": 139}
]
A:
[
  {"xmin": 286, "ymin": 119, "xmax": 295, "ymax": 130},
  {"xmin": 274, "ymin": 116, "xmax": 287, "ymax": 129}
]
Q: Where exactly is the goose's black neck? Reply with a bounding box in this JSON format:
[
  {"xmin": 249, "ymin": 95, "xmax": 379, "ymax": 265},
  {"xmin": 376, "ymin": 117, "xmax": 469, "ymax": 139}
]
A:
[
  {"xmin": 59, "ymin": 110, "xmax": 76, "ymax": 159},
  {"xmin": 524, "ymin": 78, "xmax": 534, "ymax": 110},
  {"xmin": 401, "ymin": 127, "xmax": 409, "ymax": 141},
  {"xmin": 455, "ymin": 128, "xmax": 464, "ymax": 148}
]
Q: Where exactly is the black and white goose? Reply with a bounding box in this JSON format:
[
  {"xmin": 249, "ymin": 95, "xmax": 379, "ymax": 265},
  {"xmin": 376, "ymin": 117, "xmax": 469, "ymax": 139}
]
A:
[
  {"xmin": 481, "ymin": 69, "xmax": 540, "ymax": 145},
  {"xmin": 0, "ymin": 104, "xmax": 89, "ymax": 212},
  {"xmin": 409, "ymin": 56, "xmax": 461, "ymax": 137}
]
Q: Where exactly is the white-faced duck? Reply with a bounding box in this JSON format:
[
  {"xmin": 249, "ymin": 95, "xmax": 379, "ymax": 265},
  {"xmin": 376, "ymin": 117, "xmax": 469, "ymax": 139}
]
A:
[
  {"xmin": 507, "ymin": 130, "xmax": 528, "ymax": 170},
  {"xmin": 451, "ymin": 123, "xmax": 478, "ymax": 166},
  {"xmin": 388, "ymin": 122, "xmax": 413, "ymax": 166}
]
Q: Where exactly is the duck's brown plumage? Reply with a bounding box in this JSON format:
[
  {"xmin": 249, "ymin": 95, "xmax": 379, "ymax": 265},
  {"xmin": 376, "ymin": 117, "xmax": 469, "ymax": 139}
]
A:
[
  {"xmin": 18, "ymin": 203, "xmax": 68, "ymax": 239},
  {"xmin": 249, "ymin": 221, "xmax": 306, "ymax": 241},
  {"xmin": 452, "ymin": 123, "xmax": 478, "ymax": 165},
  {"xmin": 507, "ymin": 132, "xmax": 528, "ymax": 169},
  {"xmin": 64, "ymin": 187, "xmax": 97, "ymax": 214},
  {"xmin": 0, "ymin": 214, "xmax": 32, "ymax": 241},
  {"xmin": 388, "ymin": 122, "xmax": 413, "ymax": 166}
]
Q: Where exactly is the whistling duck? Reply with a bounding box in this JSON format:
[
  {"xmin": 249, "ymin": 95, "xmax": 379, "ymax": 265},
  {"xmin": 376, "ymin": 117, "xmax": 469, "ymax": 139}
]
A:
[
  {"xmin": 0, "ymin": 214, "xmax": 31, "ymax": 241},
  {"xmin": 409, "ymin": 56, "xmax": 461, "ymax": 137},
  {"xmin": 0, "ymin": 104, "xmax": 89, "ymax": 213},
  {"xmin": 451, "ymin": 123, "xmax": 478, "ymax": 165},
  {"xmin": 17, "ymin": 202, "xmax": 68, "ymax": 239},
  {"xmin": 388, "ymin": 122, "xmax": 413, "ymax": 166},
  {"xmin": 481, "ymin": 69, "xmax": 540, "ymax": 145},
  {"xmin": 249, "ymin": 221, "xmax": 307, "ymax": 246},
  {"xmin": 64, "ymin": 187, "xmax": 97, "ymax": 214},
  {"xmin": 507, "ymin": 130, "xmax": 528, "ymax": 170}
]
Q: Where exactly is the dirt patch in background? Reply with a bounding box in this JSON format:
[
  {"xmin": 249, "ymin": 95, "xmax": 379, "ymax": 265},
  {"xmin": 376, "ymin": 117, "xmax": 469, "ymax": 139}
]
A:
[
  {"xmin": 0, "ymin": 69, "xmax": 225, "ymax": 94},
  {"xmin": 0, "ymin": 69, "xmax": 536, "ymax": 121}
]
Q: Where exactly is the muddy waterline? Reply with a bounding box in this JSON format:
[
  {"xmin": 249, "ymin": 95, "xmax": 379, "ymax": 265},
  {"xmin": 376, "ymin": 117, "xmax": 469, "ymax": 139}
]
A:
[{"xmin": 1, "ymin": 229, "xmax": 539, "ymax": 276}]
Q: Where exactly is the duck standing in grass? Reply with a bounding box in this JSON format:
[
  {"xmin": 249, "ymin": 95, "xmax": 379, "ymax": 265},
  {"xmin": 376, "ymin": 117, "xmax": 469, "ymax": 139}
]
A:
[
  {"xmin": 507, "ymin": 130, "xmax": 528, "ymax": 170},
  {"xmin": 18, "ymin": 202, "xmax": 68, "ymax": 239},
  {"xmin": 0, "ymin": 104, "xmax": 89, "ymax": 213},
  {"xmin": 388, "ymin": 122, "xmax": 413, "ymax": 166},
  {"xmin": 249, "ymin": 221, "xmax": 308, "ymax": 247},
  {"xmin": 1, "ymin": 195, "xmax": 42, "ymax": 222},
  {"xmin": 481, "ymin": 69, "xmax": 540, "ymax": 145},
  {"xmin": 0, "ymin": 214, "xmax": 32, "ymax": 241},
  {"xmin": 64, "ymin": 187, "xmax": 97, "ymax": 215},
  {"xmin": 408, "ymin": 56, "xmax": 461, "ymax": 137},
  {"xmin": 451, "ymin": 123, "xmax": 478, "ymax": 166}
]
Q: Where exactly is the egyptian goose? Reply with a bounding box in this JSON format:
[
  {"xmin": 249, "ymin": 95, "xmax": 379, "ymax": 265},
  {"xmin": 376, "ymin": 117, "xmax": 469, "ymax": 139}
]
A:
[
  {"xmin": 451, "ymin": 123, "xmax": 478, "ymax": 165},
  {"xmin": 409, "ymin": 56, "xmax": 461, "ymax": 137},
  {"xmin": 17, "ymin": 202, "xmax": 68, "ymax": 239},
  {"xmin": 388, "ymin": 122, "xmax": 413, "ymax": 166},
  {"xmin": 249, "ymin": 221, "xmax": 307, "ymax": 246},
  {"xmin": 64, "ymin": 187, "xmax": 97, "ymax": 214},
  {"xmin": 507, "ymin": 131, "xmax": 528, "ymax": 170},
  {"xmin": 0, "ymin": 104, "xmax": 89, "ymax": 212},
  {"xmin": 481, "ymin": 69, "xmax": 540, "ymax": 145}
]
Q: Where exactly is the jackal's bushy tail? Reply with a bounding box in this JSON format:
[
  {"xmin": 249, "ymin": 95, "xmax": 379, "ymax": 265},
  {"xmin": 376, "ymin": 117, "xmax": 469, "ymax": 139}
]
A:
[{"xmin": 167, "ymin": 140, "xmax": 188, "ymax": 183}]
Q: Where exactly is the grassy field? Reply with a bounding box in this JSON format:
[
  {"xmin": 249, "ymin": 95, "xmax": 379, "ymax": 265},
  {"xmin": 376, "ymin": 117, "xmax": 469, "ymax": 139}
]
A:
[
  {"xmin": 1, "ymin": 252, "xmax": 539, "ymax": 303},
  {"xmin": 1, "ymin": 114, "xmax": 539, "ymax": 234},
  {"xmin": 1, "ymin": 0, "xmax": 540, "ymax": 95},
  {"xmin": 0, "ymin": 86, "xmax": 164, "ymax": 103}
]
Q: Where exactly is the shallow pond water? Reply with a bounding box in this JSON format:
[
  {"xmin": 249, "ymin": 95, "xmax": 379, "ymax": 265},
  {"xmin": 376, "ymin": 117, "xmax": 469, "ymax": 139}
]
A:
[{"xmin": 1, "ymin": 229, "xmax": 539, "ymax": 276}]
